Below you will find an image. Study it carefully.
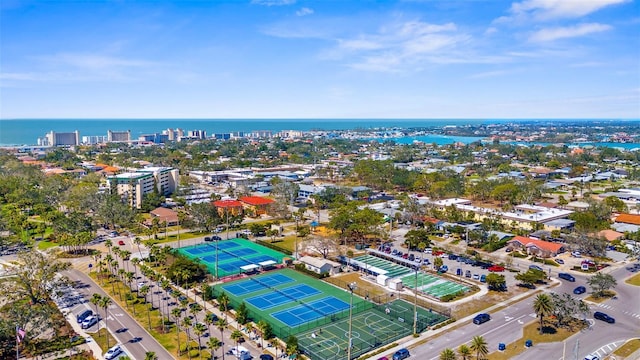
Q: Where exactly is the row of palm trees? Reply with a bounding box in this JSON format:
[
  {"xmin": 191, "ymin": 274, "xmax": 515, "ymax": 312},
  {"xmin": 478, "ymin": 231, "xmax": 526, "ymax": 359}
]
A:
[
  {"xmin": 96, "ymin": 242, "xmax": 274, "ymax": 359},
  {"xmin": 439, "ymin": 336, "xmax": 487, "ymax": 360}
]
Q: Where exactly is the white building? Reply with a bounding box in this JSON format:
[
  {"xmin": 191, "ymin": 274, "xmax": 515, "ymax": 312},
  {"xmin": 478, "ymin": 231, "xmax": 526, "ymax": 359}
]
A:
[{"xmin": 107, "ymin": 167, "xmax": 179, "ymax": 208}]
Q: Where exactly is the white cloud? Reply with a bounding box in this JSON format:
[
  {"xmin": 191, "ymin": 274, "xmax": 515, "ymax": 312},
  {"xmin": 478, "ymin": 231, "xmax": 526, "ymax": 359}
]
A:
[
  {"xmin": 331, "ymin": 20, "xmax": 475, "ymax": 72},
  {"xmin": 39, "ymin": 53, "xmax": 155, "ymax": 70},
  {"xmin": 501, "ymin": 0, "xmax": 628, "ymax": 22},
  {"xmin": 529, "ymin": 23, "xmax": 612, "ymax": 42},
  {"xmin": 296, "ymin": 7, "xmax": 314, "ymax": 16},
  {"xmin": 469, "ymin": 69, "xmax": 517, "ymax": 79},
  {"xmin": 251, "ymin": 0, "xmax": 296, "ymax": 6}
]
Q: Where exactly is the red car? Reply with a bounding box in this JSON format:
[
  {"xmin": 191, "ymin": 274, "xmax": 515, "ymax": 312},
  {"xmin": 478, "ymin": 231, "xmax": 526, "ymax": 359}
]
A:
[
  {"xmin": 118, "ymin": 240, "xmax": 125, "ymax": 246},
  {"xmin": 488, "ymin": 265, "xmax": 505, "ymax": 272}
]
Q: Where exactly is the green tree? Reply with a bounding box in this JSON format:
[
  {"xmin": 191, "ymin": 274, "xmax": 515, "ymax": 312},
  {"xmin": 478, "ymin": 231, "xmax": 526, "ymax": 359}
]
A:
[
  {"xmin": 207, "ymin": 337, "xmax": 221, "ymax": 360},
  {"xmin": 404, "ymin": 229, "xmax": 431, "ymax": 251},
  {"xmin": 587, "ymin": 272, "xmax": 617, "ymax": 298},
  {"xmin": 514, "ymin": 269, "xmax": 546, "ymax": 288},
  {"xmin": 550, "ymin": 292, "xmax": 589, "ymax": 330},
  {"xmin": 470, "ymin": 335, "xmax": 489, "ymax": 360},
  {"xmin": 485, "ymin": 273, "xmax": 506, "ymax": 291},
  {"xmin": 216, "ymin": 318, "xmax": 228, "ymax": 360},
  {"xmin": 285, "ymin": 335, "xmax": 299, "ymax": 357},
  {"xmin": 236, "ymin": 302, "xmax": 249, "ymax": 325},
  {"xmin": 217, "ymin": 292, "xmax": 230, "ymax": 315},
  {"xmin": 533, "ymin": 293, "xmax": 554, "ymax": 334},
  {"xmin": 440, "ymin": 348, "xmax": 456, "ymax": 360},
  {"xmin": 144, "ymin": 351, "xmax": 157, "ymax": 360},
  {"xmin": 433, "ymin": 257, "xmax": 444, "ymax": 270},
  {"xmin": 458, "ymin": 344, "xmax": 471, "ymax": 360},
  {"xmin": 171, "ymin": 307, "xmax": 183, "ymax": 356},
  {"xmin": 99, "ymin": 295, "xmax": 113, "ymax": 349},
  {"xmin": 193, "ymin": 322, "xmax": 207, "ymax": 355},
  {"xmin": 230, "ymin": 330, "xmax": 244, "ymax": 355}
]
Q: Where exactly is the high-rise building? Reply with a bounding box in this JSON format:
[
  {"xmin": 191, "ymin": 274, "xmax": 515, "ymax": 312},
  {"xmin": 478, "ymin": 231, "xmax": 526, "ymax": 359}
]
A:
[
  {"xmin": 45, "ymin": 131, "xmax": 80, "ymax": 146},
  {"xmin": 164, "ymin": 128, "xmax": 176, "ymax": 141},
  {"xmin": 107, "ymin": 130, "xmax": 131, "ymax": 142},
  {"xmin": 82, "ymin": 135, "xmax": 107, "ymax": 144},
  {"xmin": 107, "ymin": 166, "xmax": 179, "ymax": 208}
]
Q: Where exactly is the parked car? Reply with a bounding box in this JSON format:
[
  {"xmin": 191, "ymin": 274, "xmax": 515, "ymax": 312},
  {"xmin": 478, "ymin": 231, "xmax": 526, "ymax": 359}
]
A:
[
  {"xmin": 204, "ymin": 236, "xmax": 212, "ymax": 242},
  {"xmin": 456, "ymin": 268, "xmax": 463, "ymax": 276},
  {"xmin": 392, "ymin": 249, "xmax": 398, "ymax": 255},
  {"xmin": 424, "ymin": 248, "xmax": 432, "ymax": 254},
  {"xmin": 77, "ymin": 309, "xmax": 93, "ymax": 324},
  {"xmin": 529, "ymin": 265, "xmax": 543, "ymax": 271},
  {"xmin": 377, "ymin": 357, "xmax": 389, "ymax": 360},
  {"xmin": 104, "ymin": 345, "xmax": 123, "ymax": 360},
  {"xmin": 402, "ymin": 253, "xmax": 409, "ymax": 259},
  {"xmin": 423, "ymin": 258, "xmax": 430, "ymax": 265},
  {"xmin": 415, "ymin": 256, "xmax": 422, "ymax": 263},
  {"xmin": 558, "ymin": 273, "xmax": 575, "ymax": 282},
  {"xmin": 465, "ymin": 270, "xmax": 472, "ymax": 278},
  {"xmin": 118, "ymin": 240, "xmax": 125, "ymax": 246},
  {"xmin": 448, "ymin": 254, "xmax": 458, "ymax": 260},
  {"xmin": 260, "ymin": 355, "xmax": 275, "ymax": 360},
  {"xmin": 584, "ymin": 355, "xmax": 600, "ymax": 360},
  {"xmin": 408, "ymin": 254, "xmax": 415, "ymax": 261},
  {"xmin": 555, "ymin": 259, "xmax": 565, "ymax": 264},
  {"xmin": 473, "ymin": 313, "xmax": 491, "ymax": 325},
  {"xmin": 473, "ymin": 274, "xmax": 480, "ymax": 280},
  {"xmin": 488, "ymin": 265, "xmax": 505, "ymax": 272},
  {"xmin": 571, "ymin": 251, "xmax": 582, "ymax": 258},
  {"xmin": 438, "ymin": 265, "xmax": 448, "ymax": 273},
  {"xmin": 573, "ymin": 286, "xmax": 586, "ymax": 295},
  {"xmin": 594, "ymin": 311, "xmax": 615, "ymax": 324},
  {"xmin": 81, "ymin": 316, "xmax": 98, "ymax": 329},
  {"xmin": 480, "ymin": 274, "xmax": 486, "ymax": 283},
  {"xmin": 392, "ymin": 348, "xmax": 410, "ymax": 360}
]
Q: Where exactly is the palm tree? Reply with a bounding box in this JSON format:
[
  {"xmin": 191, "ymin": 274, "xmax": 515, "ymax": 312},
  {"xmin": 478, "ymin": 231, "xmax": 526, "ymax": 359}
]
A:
[
  {"xmin": 171, "ymin": 307, "xmax": 183, "ymax": 356},
  {"xmin": 470, "ymin": 335, "xmax": 488, "ymax": 360},
  {"xmin": 99, "ymin": 295, "xmax": 113, "ymax": 349},
  {"xmin": 134, "ymin": 236, "xmax": 143, "ymax": 257},
  {"xmin": 200, "ymin": 283, "xmax": 211, "ymax": 312},
  {"xmin": 256, "ymin": 320, "xmax": 269, "ymax": 349},
  {"xmin": 105, "ymin": 239, "xmax": 113, "ymax": 256},
  {"xmin": 533, "ymin": 293, "xmax": 554, "ymax": 334},
  {"xmin": 230, "ymin": 330, "xmax": 244, "ymax": 356},
  {"xmin": 440, "ymin": 348, "xmax": 456, "ymax": 360},
  {"xmin": 139, "ymin": 285, "xmax": 152, "ymax": 330},
  {"xmin": 204, "ymin": 313, "xmax": 216, "ymax": 339},
  {"xmin": 182, "ymin": 316, "xmax": 193, "ymax": 360},
  {"xmin": 144, "ymin": 351, "xmax": 157, "ymax": 360},
  {"xmin": 217, "ymin": 292, "xmax": 229, "ymax": 319},
  {"xmin": 90, "ymin": 293, "xmax": 102, "ymax": 315},
  {"xmin": 194, "ymin": 322, "xmax": 207, "ymax": 357},
  {"xmin": 458, "ymin": 344, "xmax": 471, "ymax": 360},
  {"xmin": 207, "ymin": 337, "xmax": 221, "ymax": 360},
  {"xmin": 216, "ymin": 318, "xmax": 228, "ymax": 360}
]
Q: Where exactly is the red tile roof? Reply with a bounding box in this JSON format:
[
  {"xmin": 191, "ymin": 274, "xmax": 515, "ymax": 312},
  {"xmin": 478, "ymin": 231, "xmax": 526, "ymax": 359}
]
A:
[
  {"xmin": 213, "ymin": 200, "xmax": 243, "ymax": 208},
  {"xmin": 615, "ymin": 213, "xmax": 640, "ymax": 225},
  {"xmin": 509, "ymin": 236, "xmax": 564, "ymax": 253},
  {"xmin": 240, "ymin": 196, "xmax": 274, "ymax": 206},
  {"xmin": 597, "ymin": 229, "xmax": 624, "ymax": 242}
]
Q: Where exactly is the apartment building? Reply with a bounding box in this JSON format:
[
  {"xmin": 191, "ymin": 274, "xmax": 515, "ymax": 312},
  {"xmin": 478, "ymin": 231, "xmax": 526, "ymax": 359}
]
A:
[{"xmin": 107, "ymin": 167, "xmax": 179, "ymax": 208}]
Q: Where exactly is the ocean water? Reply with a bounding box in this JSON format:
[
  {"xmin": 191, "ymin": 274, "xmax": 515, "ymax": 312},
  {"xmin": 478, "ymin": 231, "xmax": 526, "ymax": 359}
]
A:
[{"xmin": 0, "ymin": 118, "xmax": 487, "ymax": 146}]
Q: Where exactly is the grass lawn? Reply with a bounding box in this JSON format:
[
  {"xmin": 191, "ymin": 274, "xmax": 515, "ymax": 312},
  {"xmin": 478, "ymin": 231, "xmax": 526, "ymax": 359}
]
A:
[
  {"xmin": 327, "ymin": 272, "xmax": 392, "ymax": 299},
  {"xmin": 92, "ymin": 328, "xmax": 117, "ymax": 354},
  {"xmin": 625, "ymin": 273, "xmax": 640, "ymax": 286},
  {"xmin": 584, "ymin": 290, "xmax": 616, "ymax": 303},
  {"xmin": 452, "ymin": 287, "xmax": 530, "ymax": 320},
  {"xmin": 487, "ymin": 318, "xmax": 586, "ymax": 360},
  {"xmin": 145, "ymin": 231, "xmax": 203, "ymax": 245},
  {"xmin": 38, "ymin": 240, "xmax": 59, "ymax": 250},
  {"xmin": 613, "ymin": 338, "xmax": 640, "ymax": 358}
]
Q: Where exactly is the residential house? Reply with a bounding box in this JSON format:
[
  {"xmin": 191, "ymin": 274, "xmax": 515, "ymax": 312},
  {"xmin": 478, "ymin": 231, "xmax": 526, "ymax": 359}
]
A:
[
  {"xmin": 240, "ymin": 196, "xmax": 274, "ymax": 216},
  {"xmin": 149, "ymin": 207, "xmax": 179, "ymax": 226},
  {"xmin": 507, "ymin": 236, "xmax": 565, "ymax": 258},
  {"xmin": 213, "ymin": 199, "xmax": 244, "ymax": 216}
]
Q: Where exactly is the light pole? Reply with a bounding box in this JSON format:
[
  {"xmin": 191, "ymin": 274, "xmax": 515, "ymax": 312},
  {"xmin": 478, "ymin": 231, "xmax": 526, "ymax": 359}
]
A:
[
  {"xmin": 347, "ymin": 282, "xmax": 357, "ymax": 360},
  {"xmin": 413, "ymin": 266, "xmax": 418, "ymax": 335}
]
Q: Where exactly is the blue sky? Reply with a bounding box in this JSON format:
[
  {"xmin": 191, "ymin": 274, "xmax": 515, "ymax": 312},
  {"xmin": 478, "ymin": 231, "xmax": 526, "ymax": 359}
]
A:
[{"xmin": 1, "ymin": 0, "xmax": 639, "ymax": 119}]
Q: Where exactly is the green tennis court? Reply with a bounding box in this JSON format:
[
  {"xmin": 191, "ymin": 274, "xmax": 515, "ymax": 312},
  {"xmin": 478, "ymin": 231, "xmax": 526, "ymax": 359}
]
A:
[
  {"xmin": 400, "ymin": 272, "xmax": 469, "ymax": 299},
  {"xmin": 297, "ymin": 299, "xmax": 448, "ymax": 360},
  {"xmin": 352, "ymin": 254, "xmax": 413, "ymax": 278},
  {"xmin": 178, "ymin": 238, "xmax": 287, "ymax": 278}
]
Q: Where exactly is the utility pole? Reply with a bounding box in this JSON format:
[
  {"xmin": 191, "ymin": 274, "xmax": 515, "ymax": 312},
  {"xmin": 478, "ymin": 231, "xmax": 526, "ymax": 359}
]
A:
[{"xmin": 413, "ymin": 266, "xmax": 418, "ymax": 335}]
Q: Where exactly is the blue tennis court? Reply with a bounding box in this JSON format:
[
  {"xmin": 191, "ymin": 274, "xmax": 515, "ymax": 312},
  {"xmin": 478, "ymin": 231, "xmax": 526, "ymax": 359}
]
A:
[
  {"xmin": 271, "ymin": 296, "xmax": 350, "ymax": 327},
  {"xmin": 247, "ymin": 284, "xmax": 321, "ymax": 310},
  {"xmin": 178, "ymin": 239, "xmax": 288, "ymax": 278},
  {"xmin": 222, "ymin": 273, "xmax": 295, "ymax": 296}
]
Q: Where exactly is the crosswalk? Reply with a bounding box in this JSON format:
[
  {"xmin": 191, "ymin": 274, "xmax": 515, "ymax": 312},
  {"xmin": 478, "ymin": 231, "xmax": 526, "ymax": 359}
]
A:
[
  {"xmin": 594, "ymin": 302, "xmax": 640, "ymax": 319},
  {"xmin": 588, "ymin": 340, "xmax": 626, "ymax": 359}
]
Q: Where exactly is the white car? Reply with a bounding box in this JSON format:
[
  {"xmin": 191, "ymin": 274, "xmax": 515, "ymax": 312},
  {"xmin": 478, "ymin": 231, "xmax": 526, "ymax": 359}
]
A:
[
  {"xmin": 424, "ymin": 248, "xmax": 432, "ymax": 254},
  {"xmin": 81, "ymin": 316, "xmax": 98, "ymax": 329},
  {"xmin": 104, "ymin": 345, "xmax": 123, "ymax": 360},
  {"xmin": 571, "ymin": 251, "xmax": 582, "ymax": 258},
  {"xmin": 584, "ymin": 355, "xmax": 600, "ymax": 360}
]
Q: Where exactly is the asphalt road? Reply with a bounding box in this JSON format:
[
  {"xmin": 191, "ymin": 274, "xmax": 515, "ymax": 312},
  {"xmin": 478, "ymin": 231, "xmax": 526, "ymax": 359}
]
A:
[
  {"xmin": 407, "ymin": 262, "xmax": 640, "ymax": 360},
  {"xmin": 63, "ymin": 269, "xmax": 175, "ymax": 360}
]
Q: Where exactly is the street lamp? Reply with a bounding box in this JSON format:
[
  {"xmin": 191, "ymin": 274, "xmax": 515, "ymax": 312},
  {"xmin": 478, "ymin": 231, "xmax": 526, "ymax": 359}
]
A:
[{"xmin": 347, "ymin": 282, "xmax": 357, "ymax": 360}]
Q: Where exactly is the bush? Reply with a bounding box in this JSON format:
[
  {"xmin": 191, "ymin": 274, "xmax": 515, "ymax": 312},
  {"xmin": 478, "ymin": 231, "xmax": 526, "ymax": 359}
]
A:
[{"xmin": 188, "ymin": 349, "xmax": 200, "ymax": 358}]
